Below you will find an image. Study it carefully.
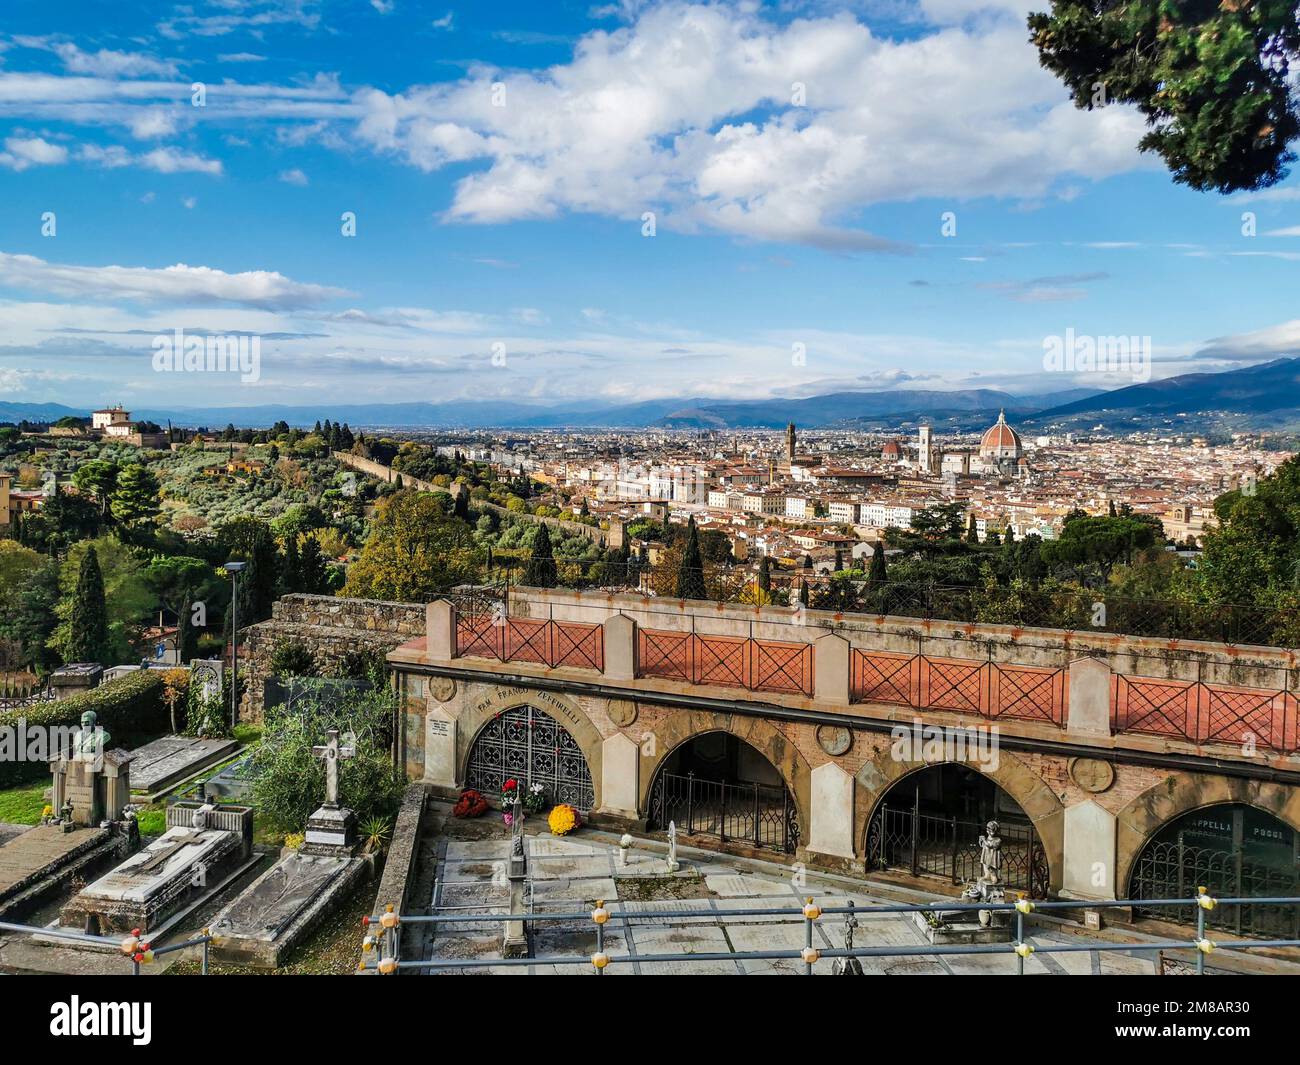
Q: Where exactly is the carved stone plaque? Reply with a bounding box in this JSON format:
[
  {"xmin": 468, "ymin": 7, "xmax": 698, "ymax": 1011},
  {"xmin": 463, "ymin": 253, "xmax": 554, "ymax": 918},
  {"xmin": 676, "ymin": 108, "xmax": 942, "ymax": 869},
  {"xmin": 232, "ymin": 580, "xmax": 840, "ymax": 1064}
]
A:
[
  {"xmin": 607, "ymin": 699, "xmax": 638, "ymax": 727},
  {"xmin": 816, "ymin": 725, "xmax": 852, "ymax": 757},
  {"xmin": 428, "ymin": 676, "xmax": 457, "ymax": 703},
  {"xmin": 1068, "ymin": 757, "xmax": 1115, "ymax": 794}
]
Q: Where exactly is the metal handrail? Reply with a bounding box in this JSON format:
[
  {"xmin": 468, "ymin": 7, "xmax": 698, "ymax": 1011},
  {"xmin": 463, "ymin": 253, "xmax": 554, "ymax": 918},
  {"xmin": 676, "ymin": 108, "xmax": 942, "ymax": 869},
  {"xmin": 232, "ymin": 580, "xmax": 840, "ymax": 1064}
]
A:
[{"xmin": 360, "ymin": 891, "xmax": 1300, "ymax": 975}]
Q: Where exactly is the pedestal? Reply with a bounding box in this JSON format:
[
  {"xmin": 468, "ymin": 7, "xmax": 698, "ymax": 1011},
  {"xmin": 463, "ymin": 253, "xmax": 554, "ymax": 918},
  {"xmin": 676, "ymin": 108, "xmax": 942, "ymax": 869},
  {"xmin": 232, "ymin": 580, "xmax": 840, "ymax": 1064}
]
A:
[{"xmin": 301, "ymin": 805, "xmax": 357, "ymax": 858}]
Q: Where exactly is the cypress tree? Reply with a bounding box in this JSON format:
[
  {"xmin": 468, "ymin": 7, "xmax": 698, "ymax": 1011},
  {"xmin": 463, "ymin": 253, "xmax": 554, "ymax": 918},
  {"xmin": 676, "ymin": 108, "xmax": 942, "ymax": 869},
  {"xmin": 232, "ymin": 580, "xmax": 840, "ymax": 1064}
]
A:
[
  {"xmin": 280, "ymin": 534, "xmax": 302, "ymax": 594},
  {"xmin": 300, "ymin": 535, "xmax": 328, "ymax": 594},
  {"xmin": 757, "ymin": 555, "xmax": 771, "ymax": 593},
  {"xmin": 524, "ymin": 523, "xmax": 558, "ymax": 588},
  {"xmin": 676, "ymin": 517, "xmax": 707, "ymax": 600},
  {"xmin": 868, "ymin": 541, "xmax": 888, "ymax": 584},
  {"xmin": 67, "ymin": 546, "xmax": 110, "ymax": 664},
  {"xmin": 966, "ymin": 513, "xmax": 980, "ymax": 544}
]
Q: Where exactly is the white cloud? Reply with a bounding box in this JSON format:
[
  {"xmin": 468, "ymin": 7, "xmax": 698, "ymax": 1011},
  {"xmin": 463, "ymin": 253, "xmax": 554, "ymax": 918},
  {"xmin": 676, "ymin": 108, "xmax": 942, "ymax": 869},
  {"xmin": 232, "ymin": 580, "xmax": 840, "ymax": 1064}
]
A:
[
  {"xmin": 12, "ymin": 38, "xmax": 179, "ymax": 78},
  {"xmin": 1196, "ymin": 320, "xmax": 1300, "ymax": 361},
  {"xmin": 352, "ymin": 2, "xmax": 1149, "ymax": 248},
  {"xmin": 128, "ymin": 108, "xmax": 180, "ymax": 139},
  {"xmin": 139, "ymin": 147, "xmax": 223, "ymax": 175},
  {"xmin": 53, "ymin": 43, "xmax": 179, "ymax": 78},
  {"xmin": 158, "ymin": 0, "xmax": 322, "ymax": 39},
  {"xmin": 0, "ymin": 252, "xmax": 350, "ymax": 310},
  {"xmin": 0, "ymin": 136, "xmax": 68, "ymax": 170},
  {"xmin": 78, "ymin": 143, "xmax": 223, "ymax": 175},
  {"xmin": 279, "ymin": 167, "xmax": 309, "ymax": 185}
]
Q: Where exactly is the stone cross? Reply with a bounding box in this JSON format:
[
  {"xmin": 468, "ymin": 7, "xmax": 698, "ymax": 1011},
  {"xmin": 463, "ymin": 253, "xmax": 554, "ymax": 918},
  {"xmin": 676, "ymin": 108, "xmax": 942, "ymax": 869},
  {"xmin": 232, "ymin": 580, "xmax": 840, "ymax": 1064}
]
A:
[{"xmin": 311, "ymin": 728, "xmax": 355, "ymax": 810}]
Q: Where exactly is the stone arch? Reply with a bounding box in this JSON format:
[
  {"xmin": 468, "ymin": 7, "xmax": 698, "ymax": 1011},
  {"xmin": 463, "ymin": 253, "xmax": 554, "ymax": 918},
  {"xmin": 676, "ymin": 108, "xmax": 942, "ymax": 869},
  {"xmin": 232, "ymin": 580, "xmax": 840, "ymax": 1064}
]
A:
[
  {"xmin": 637, "ymin": 709, "xmax": 812, "ymax": 840},
  {"xmin": 854, "ymin": 748, "xmax": 1066, "ymax": 894},
  {"xmin": 1115, "ymin": 772, "xmax": 1300, "ymax": 898},
  {"xmin": 456, "ymin": 685, "xmax": 604, "ymax": 810}
]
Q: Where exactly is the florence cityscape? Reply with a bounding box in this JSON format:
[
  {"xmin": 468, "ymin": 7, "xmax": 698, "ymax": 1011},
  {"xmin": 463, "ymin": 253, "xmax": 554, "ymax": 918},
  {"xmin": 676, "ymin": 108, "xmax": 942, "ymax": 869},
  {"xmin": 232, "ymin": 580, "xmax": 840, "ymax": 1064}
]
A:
[{"xmin": 0, "ymin": 0, "xmax": 1299, "ymax": 1032}]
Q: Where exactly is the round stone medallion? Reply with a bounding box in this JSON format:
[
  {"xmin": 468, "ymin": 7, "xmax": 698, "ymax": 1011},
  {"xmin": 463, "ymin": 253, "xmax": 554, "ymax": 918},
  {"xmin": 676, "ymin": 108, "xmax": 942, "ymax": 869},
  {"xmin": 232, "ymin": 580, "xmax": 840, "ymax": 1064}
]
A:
[
  {"xmin": 816, "ymin": 725, "xmax": 852, "ymax": 757},
  {"xmin": 427, "ymin": 676, "xmax": 457, "ymax": 703},
  {"xmin": 1068, "ymin": 757, "xmax": 1115, "ymax": 794},
  {"xmin": 607, "ymin": 698, "xmax": 638, "ymax": 727}
]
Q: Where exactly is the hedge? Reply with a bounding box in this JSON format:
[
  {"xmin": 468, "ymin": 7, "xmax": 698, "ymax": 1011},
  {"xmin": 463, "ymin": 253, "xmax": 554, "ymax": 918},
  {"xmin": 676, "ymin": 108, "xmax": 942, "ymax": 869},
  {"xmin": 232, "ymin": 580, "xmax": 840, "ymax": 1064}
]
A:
[{"xmin": 0, "ymin": 670, "xmax": 169, "ymax": 788}]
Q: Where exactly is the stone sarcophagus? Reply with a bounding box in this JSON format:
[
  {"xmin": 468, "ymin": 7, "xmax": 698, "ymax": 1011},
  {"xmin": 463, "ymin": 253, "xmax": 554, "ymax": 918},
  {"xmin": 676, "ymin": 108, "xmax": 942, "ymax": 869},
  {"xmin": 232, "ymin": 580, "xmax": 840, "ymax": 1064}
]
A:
[{"xmin": 59, "ymin": 802, "xmax": 254, "ymax": 936}]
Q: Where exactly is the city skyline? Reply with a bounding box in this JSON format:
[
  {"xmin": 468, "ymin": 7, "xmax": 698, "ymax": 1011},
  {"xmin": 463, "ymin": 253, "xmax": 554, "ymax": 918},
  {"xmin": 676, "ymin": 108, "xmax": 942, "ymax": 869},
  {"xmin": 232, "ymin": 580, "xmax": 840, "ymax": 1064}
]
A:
[{"xmin": 1, "ymin": 0, "xmax": 1299, "ymax": 411}]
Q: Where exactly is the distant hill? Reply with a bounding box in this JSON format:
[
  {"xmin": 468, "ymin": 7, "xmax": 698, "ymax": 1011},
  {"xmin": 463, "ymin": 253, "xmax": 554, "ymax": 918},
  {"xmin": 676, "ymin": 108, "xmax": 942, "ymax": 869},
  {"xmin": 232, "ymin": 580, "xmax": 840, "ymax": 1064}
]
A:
[
  {"xmin": 6, "ymin": 359, "xmax": 1296, "ymax": 431},
  {"xmin": 651, "ymin": 388, "xmax": 1100, "ymax": 430},
  {"xmin": 0, "ymin": 390, "xmax": 1097, "ymax": 431},
  {"xmin": 1030, "ymin": 357, "xmax": 1300, "ymax": 430},
  {"xmin": 0, "ymin": 401, "xmax": 85, "ymax": 424}
]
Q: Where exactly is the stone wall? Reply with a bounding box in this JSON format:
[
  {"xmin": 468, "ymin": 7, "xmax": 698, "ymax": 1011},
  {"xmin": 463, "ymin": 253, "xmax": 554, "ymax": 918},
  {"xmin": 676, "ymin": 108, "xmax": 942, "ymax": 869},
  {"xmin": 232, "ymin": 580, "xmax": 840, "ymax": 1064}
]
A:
[
  {"xmin": 393, "ymin": 586, "xmax": 1300, "ymax": 900},
  {"xmin": 331, "ymin": 450, "xmax": 608, "ymax": 547},
  {"xmin": 240, "ymin": 594, "xmax": 424, "ymax": 720},
  {"xmin": 363, "ymin": 783, "xmax": 428, "ymax": 970}
]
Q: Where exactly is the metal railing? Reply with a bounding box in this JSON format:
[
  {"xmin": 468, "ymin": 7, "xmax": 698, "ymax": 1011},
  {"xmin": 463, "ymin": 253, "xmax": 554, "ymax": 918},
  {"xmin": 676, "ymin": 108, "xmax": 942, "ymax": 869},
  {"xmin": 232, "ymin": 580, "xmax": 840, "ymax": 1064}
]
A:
[
  {"xmin": 0, "ymin": 920, "xmax": 217, "ymax": 974},
  {"xmin": 360, "ymin": 890, "xmax": 1300, "ymax": 975}
]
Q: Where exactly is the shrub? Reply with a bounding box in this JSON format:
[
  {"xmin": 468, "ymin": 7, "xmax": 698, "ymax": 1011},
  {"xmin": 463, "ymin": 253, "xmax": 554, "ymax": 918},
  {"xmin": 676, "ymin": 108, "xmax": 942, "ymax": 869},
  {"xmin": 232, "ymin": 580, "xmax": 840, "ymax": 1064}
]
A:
[
  {"xmin": 0, "ymin": 669, "xmax": 167, "ymax": 787},
  {"xmin": 250, "ymin": 677, "xmax": 403, "ymax": 834},
  {"xmin": 268, "ymin": 639, "xmax": 319, "ymax": 678}
]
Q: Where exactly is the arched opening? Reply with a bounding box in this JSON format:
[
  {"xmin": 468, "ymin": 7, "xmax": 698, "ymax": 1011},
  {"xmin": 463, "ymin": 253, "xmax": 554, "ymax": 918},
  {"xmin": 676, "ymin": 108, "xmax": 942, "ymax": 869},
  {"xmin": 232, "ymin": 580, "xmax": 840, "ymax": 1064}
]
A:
[
  {"xmin": 1129, "ymin": 803, "xmax": 1300, "ymax": 936},
  {"xmin": 865, "ymin": 763, "xmax": 1049, "ymax": 897},
  {"xmin": 464, "ymin": 704, "xmax": 595, "ymax": 811},
  {"xmin": 647, "ymin": 732, "xmax": 799, "ymax": 853}
]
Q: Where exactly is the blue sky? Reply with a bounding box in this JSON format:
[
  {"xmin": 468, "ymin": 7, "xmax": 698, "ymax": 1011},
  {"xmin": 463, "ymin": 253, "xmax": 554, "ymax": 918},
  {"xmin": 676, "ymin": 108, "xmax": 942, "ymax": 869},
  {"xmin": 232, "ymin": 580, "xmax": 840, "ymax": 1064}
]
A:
[{"xmin": 0, "ymin": 0, "xmax": 1298, "ymax": 412}]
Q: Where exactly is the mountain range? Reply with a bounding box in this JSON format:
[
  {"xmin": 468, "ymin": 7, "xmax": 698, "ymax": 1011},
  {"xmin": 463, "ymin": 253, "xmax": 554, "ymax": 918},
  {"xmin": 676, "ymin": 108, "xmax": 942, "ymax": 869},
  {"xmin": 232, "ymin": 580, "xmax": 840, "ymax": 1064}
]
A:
[{"xmin": 2, "ymin": 359, "xmax": 1297, "ymax": 432}]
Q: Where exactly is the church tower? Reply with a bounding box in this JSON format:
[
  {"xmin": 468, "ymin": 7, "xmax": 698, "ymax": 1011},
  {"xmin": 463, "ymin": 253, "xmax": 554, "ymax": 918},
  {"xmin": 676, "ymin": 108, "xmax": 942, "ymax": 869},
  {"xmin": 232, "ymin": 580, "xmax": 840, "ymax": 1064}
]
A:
[{"xmin": 786, "ymin": 422, "xmax": 796, "ymax": 464}]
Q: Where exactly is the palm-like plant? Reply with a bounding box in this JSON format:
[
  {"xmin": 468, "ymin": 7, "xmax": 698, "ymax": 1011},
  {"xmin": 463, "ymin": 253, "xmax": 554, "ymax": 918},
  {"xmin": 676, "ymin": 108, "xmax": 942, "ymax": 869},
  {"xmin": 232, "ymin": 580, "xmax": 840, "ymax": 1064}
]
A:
[{"xmin": 360, "ymin": 814, "xmax": 393, "ymax": 856}]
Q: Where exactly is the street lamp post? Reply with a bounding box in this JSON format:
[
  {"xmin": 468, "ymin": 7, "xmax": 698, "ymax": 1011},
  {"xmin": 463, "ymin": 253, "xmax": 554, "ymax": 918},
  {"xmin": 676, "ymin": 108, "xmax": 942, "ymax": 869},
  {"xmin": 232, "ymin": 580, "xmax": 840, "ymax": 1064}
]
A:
[{"xmin": 223, "ymin": 562, "xmax": 248, "ymax": 731}]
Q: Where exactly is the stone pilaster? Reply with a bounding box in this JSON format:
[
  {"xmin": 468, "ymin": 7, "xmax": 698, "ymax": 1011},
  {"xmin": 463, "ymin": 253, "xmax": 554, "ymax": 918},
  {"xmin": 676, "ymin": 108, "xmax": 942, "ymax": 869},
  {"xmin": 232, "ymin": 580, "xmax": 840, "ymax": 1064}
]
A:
[{"xmin": 1067, "ymin": 656, "xmax": 1112, "ymax": 736}]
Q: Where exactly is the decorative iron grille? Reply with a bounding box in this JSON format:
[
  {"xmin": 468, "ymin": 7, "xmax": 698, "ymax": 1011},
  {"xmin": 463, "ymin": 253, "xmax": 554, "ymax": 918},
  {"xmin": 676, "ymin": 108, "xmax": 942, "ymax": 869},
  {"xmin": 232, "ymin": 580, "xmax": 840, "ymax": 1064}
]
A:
[
  {"xmin": 0, "ymin": 683, "xmax": 55, "ymax": 713},
  {"xmin": 648, "ymin": 770, "xmax": 798, "ymax": 853},
  {"xmin": 465, "ymin": 705, "xmax": 595, "ymax": 810},
  {"xmin": 865, "ymin": 802, "xmax": 1049, "ymax": 898},
  {"xmin": 1131, "ymin": 835, "xmax": 1300, "ymax": 938}
]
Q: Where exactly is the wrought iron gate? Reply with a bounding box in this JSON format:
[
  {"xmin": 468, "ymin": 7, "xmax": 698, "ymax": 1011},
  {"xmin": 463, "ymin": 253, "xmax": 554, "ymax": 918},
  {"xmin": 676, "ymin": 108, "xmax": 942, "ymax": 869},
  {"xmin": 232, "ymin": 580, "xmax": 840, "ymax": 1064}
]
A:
[
  {"xmin": 1130, "ymin": 833, "xmax": 1300, "ymax": 938},
  {"xmin": 465, "ymin": 705, "xmax": 595, "ymax": 810},
  {"xmin": 648, "ymin": 770, "xmax": 799, "ymax": 853},
  {"xmin": 865, "ymin": 800, "xmax": 1049, "ymax": 898}
]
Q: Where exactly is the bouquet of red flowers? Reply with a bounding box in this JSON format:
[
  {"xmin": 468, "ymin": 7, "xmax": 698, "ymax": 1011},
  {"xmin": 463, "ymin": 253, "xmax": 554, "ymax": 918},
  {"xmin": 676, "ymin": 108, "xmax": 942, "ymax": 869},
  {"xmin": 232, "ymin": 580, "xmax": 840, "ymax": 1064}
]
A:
[
  {"xmin": 452, "ymin": 788, "xmax": 488, "ymax": 818},
  {"xmin": 501, "ymin": 779, "xmax": 520, "ymax": 825}
]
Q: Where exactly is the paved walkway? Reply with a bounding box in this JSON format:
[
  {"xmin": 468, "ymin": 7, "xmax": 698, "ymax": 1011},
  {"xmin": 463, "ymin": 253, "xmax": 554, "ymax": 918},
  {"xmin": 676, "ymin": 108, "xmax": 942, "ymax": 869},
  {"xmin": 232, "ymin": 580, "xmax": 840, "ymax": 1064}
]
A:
[{"xmin": 420, "ymin": 830, "xmax": 1189, "ymax": 976}]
